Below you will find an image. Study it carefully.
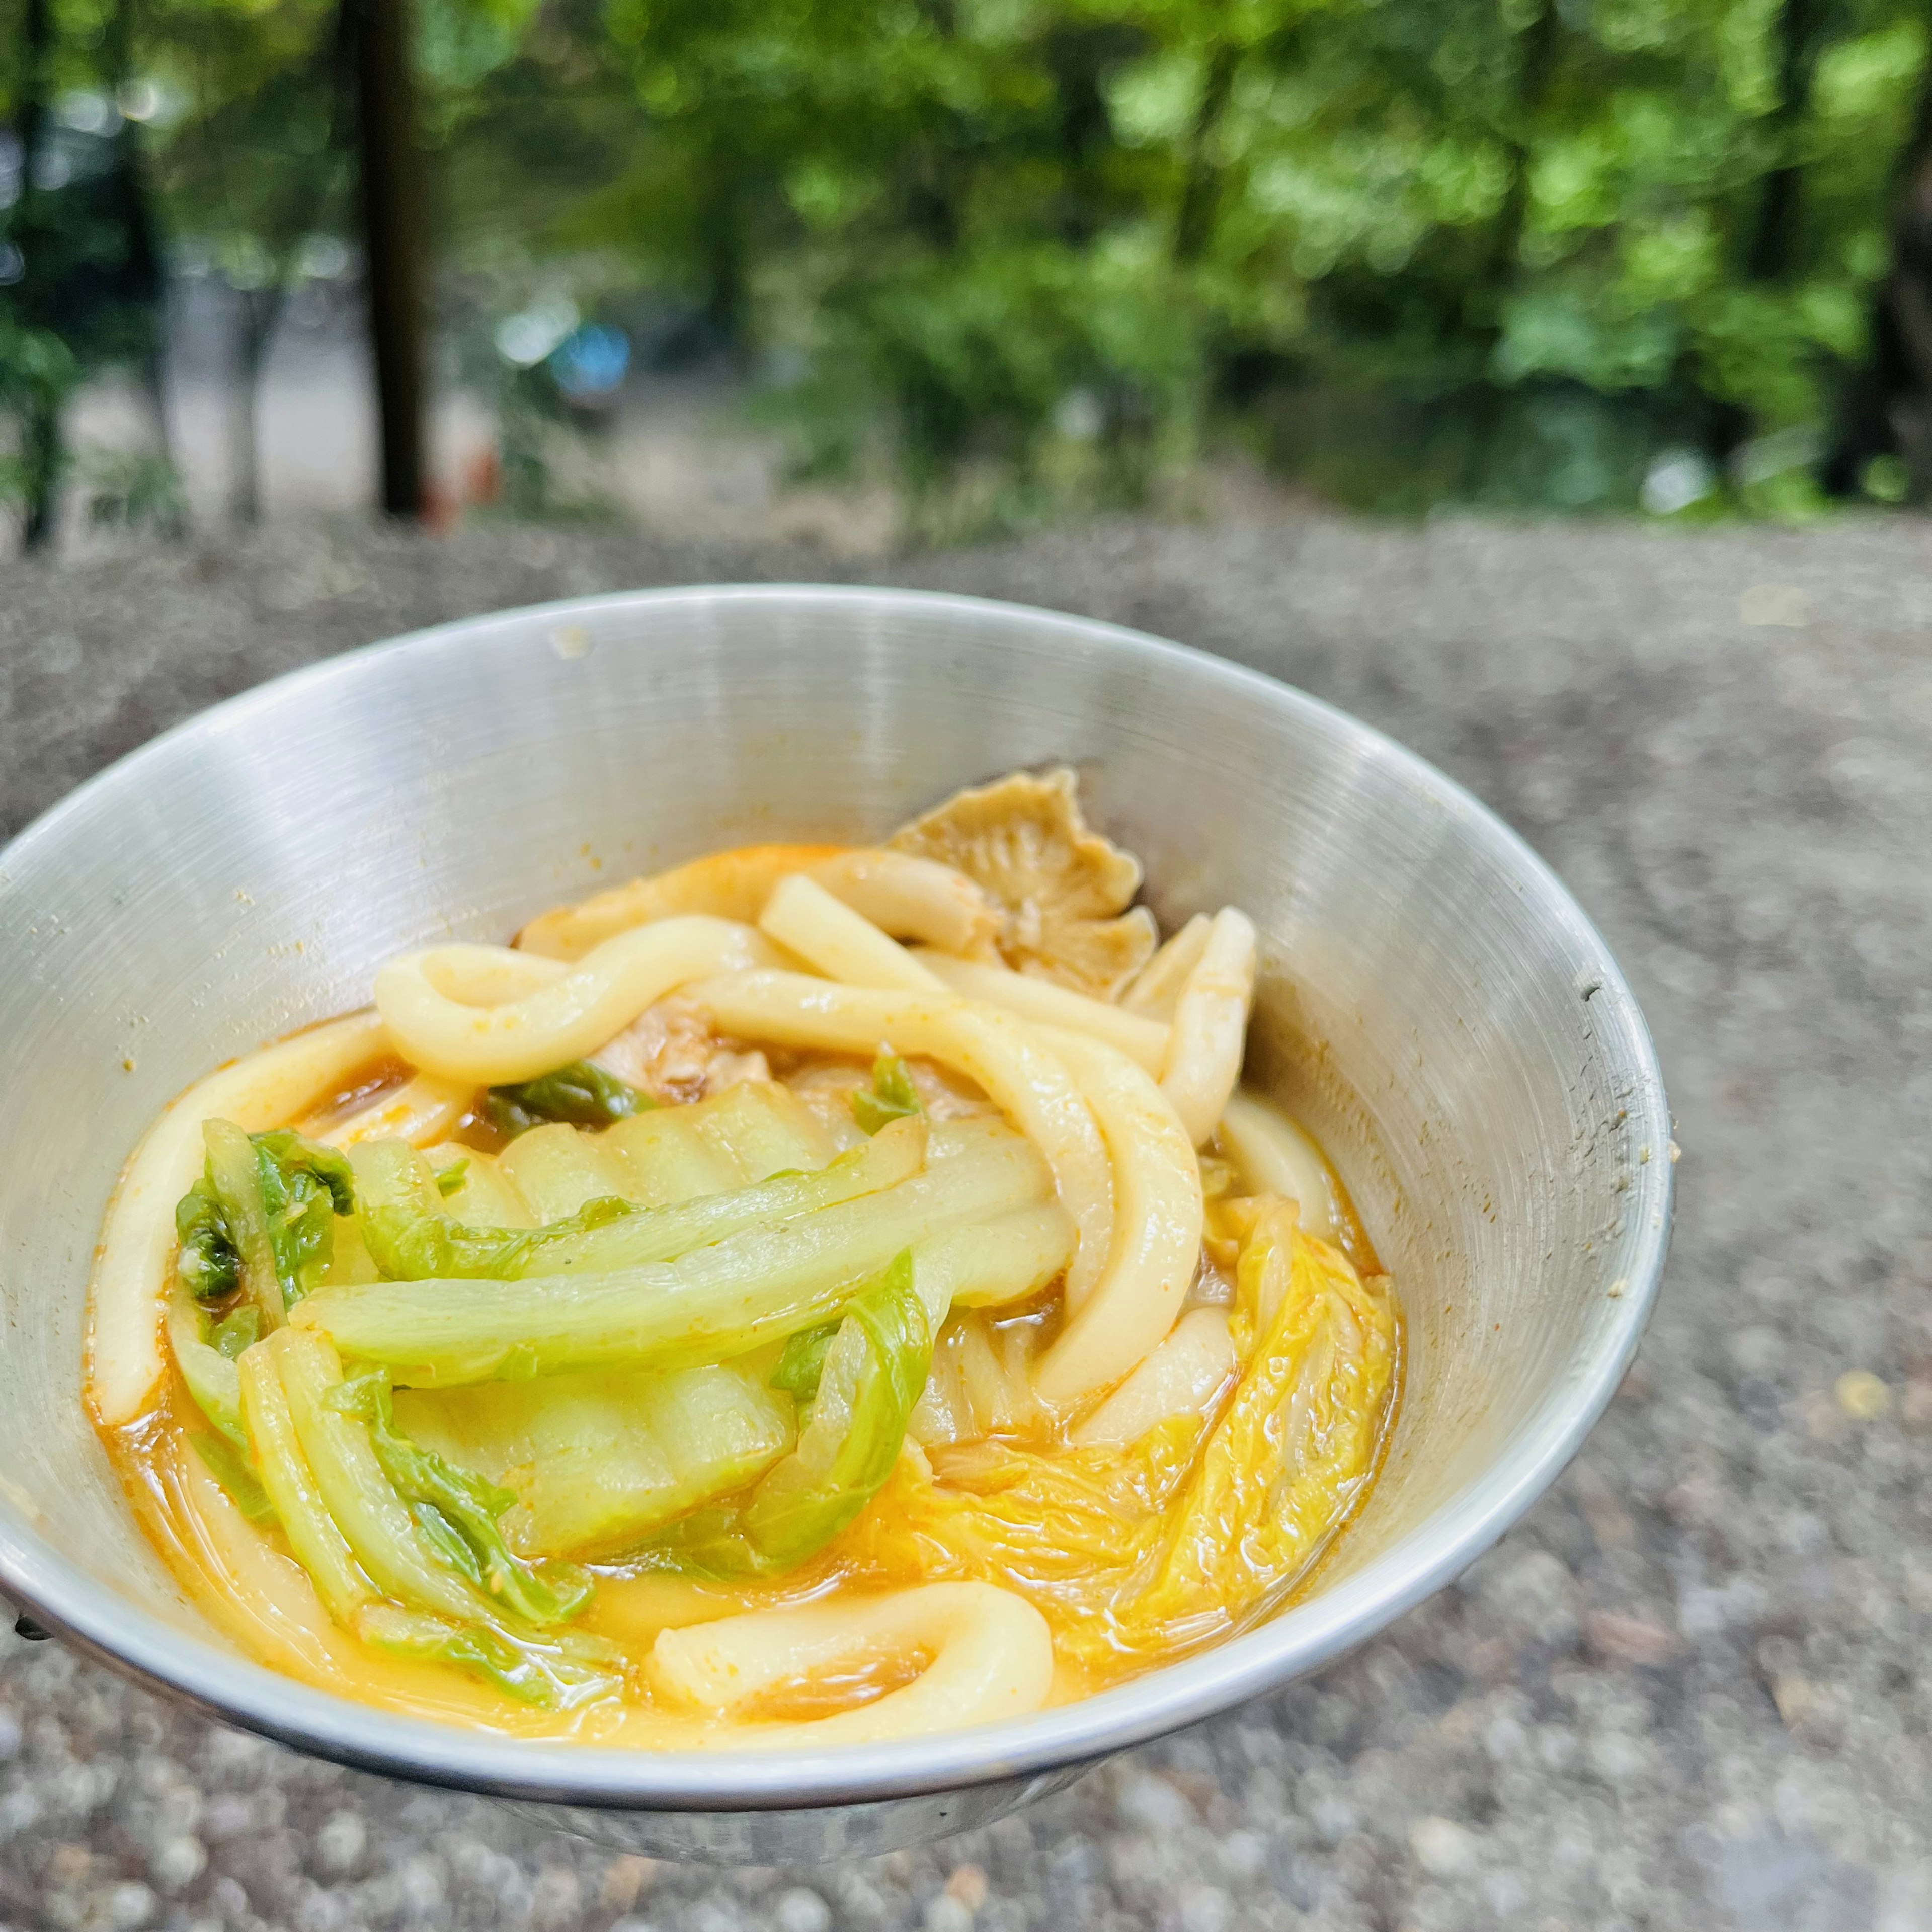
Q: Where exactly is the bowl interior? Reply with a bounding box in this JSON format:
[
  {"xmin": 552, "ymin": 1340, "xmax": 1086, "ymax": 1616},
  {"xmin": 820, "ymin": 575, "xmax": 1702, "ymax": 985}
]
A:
[{"xmin": 0, "ymin": 587, "xmax": 1668, "ymax": 1807}]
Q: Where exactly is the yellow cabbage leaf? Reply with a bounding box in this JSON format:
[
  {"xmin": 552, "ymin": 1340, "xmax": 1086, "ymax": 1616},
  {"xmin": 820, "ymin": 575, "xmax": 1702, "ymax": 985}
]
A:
[{"xmin": 836, "ymin": 1200, "xmax": 1397, "ymax": 1679}]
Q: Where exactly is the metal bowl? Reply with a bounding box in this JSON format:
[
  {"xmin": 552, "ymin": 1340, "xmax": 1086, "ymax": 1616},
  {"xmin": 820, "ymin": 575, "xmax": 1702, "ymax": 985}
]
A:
[{"xmin": 0, "ymin": 586, "xmax": 1670, "ymax": 1862}]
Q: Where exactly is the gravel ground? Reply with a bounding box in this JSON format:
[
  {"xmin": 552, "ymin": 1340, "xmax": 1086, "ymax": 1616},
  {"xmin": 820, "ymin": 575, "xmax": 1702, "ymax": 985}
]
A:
[{"xmin": 2, "ymin": 510, "xmax": 1930, "ymax": 1932}]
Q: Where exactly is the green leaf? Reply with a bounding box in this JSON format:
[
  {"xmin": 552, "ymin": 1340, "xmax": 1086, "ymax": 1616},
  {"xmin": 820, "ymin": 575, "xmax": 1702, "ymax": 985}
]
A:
[
  {"xmin": 434, "ymin": 1158, "xmax": 470, "ymax": 1197},
  {"xmin": 201, "ymin": 1120, "xmax": 283, "ymax": 1323},
  {"xmin": 328, "ymin": 1370, "xmax": 592, "ymax": 1626},
  {"xmin": 190, "ymin": 1432, "xmax": 279, "ymax": 1526},
  {"xmin": 167, "ymin": 1290, "xmax": 247, "ymax": 1447},
  {"xmin": 411, "ymin": 1501, "xmax": 486, "ymax": 1584},
  {"xmin": 175, "ymin": 1182, "xmax": 241, "ymax": 1302},
  {"xmin": 361, "ymin": 1193, "xmax": 631, "ymax": 1282},
  {"xmin": 294, "ymin": 1117, "xmax": 1041, "ymax": 1385},
  {"xmin": 770, "ymin": 1322, "xmax": 838, "ymax": 1403},
  {"xmin": 532, "ymin": 1121, "xmax": 924, "ymax": 1277},
  {"xmin": 658, "ymin": 1249, "xmax": 932, "ymax": 1577},
  {"xmin": 851, "ymin": 1050, "xmax": 923, "ymax": 1135},
  {"xmin": 397, "ymin": 1363, "xmax": 796, "ymax": 1559},
  {"xmin": 252, "ymin": 1130, "xmax": 357, "ymax": 1305},
  {"xmin": 485, "ymin": 1061, "xmax": 652, "ymax": 1139},
  {"xmin": 255, "ymin": 1129, "xmax": 358, "ymax": 1215},
  {"xmin": 211, "ymin": 1306, "xmax": 262, "ymax": 1361},
  {"xmin": 189, "ymin": 1122, "xmax": 358, "ymax": 1323}
]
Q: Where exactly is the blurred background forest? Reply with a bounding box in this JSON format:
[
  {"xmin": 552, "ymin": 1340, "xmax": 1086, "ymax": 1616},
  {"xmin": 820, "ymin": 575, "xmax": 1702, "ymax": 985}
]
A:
[{"xmin": 3, "ymin": 0, "xmax": 1931, "ymax": 555}]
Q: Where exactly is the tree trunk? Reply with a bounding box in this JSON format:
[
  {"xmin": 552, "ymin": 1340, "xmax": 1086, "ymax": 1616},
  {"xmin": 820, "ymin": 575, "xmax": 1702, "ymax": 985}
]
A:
[
  {"xmin": 1822, "ymin": 57, "xmax": 1932, "ymax": 498},
  {"xmin": 1745, "ymin": 0, "xmax": 1823, "ymax": 285},
  {"xmin": 106, "ymin": 0, "xmax": 176, "ymax": 492},
  {"xmin": 229, "ymin": 289, "xmax": 282, "ymax": 525},
  {"xmin": 346, "ymin": 0, "xmax": 426, "ymax": 517},
  {"xmin": 15, "ymin": 0, "xmax": 52, "ymax": 260},
  {"xmin": 1483, "ymin": 0, "xmax": 1562, "ymax": 303},
  {"xmin": 16, "ymin": 0, "xmax": 62, "ymax": 552},
  {"xmin": 20, "ymin": 395, "xmax": 62, "ymax": 554},
  {"xmin": 905, "ymin": 1, "xmax": 970, "ymax": 259},
  {"xmin": 702, "ymin": 158, "xmax": 747, "ymax": 348},
  {"xmin": 1174, "ymin": 42, "xmax": 1239, "ymax": 267}
]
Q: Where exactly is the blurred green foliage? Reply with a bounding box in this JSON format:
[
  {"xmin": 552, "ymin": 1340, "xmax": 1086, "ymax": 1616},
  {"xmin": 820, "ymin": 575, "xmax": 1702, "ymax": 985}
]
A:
[
  {"xmin": 427, "ymin": 0, "xmax": 1932, "ymax": 521},
  {"xmin": 5, "ymin": 0, "xmax": 1930, "ymax": 538},
  {"xmin": 0, "ymin": 0, "xmax": 169, "ymax": 540}
]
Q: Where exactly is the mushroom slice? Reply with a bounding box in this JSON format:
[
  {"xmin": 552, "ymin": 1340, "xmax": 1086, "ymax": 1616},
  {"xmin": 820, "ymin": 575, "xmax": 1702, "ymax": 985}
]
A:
[{"xmin": 888, "ymin": 768, "xmax": 1156, "ymax": 998}]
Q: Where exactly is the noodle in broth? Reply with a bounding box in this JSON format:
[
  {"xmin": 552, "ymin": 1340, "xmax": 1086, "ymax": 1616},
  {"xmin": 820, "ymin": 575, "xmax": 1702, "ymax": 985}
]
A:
[{"xmin": 89, "ymin": 769, "xmax": 1398, "ymax": 1745}]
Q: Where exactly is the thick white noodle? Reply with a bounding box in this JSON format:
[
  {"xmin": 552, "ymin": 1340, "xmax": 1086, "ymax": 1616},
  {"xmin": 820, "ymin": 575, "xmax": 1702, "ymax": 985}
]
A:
[
  {"xmin": 1070, "ymin": 1307, "xmax": 1236, "ymax": 1447},
  {"xmin": 521, "ymin": 846, "xmax": 843, "ymax": 956},
  {"xmin": 1032, "ymin": 1031, "xmax": 1204, "ymax": 1402},
  {"xmin": 315, "ymin": 1072, "xmax": 474, "ymax": 1150},
  {"xmin": 1216, "ymin": 1091, "xmax": 1343, "ymax": 1243},
  {"xmin": 913, "ymin": 950, "xmax": 1170, "ymax": 1073},
  {"xmin": 88, "ymin": 1011, "xmax": 389, "ymax": 1426},
  {"xmin": 516, "ymin": 846, "xmax": 999, "ymax": 961},
  {"xmin": 1158, "ymin": 909, "xmax": 1258, "ymax": 1146},
  {"xmin": 739, "ymin": 903, "xmax": 1196, "ymax": 1391},
  {"xmin": 808, "ymin": 851, "xmax": 1001, "ymax": 958},
  {"xmin": 759, "ymin": 874, "xmax": 948, "ymax": 994},
  {"xmin": 687, "ymin": 971, "xmax": 1114, "ymax": 1307},
  {"xmin": 650, "ymin": 1582, "xmax": 1054, "ymax": 1743},
  {"xmin": 1121, "ymin": 913, "xmax": 1211, "ymax": 1018},
  {"xmin": 374, "ymin": 917, "xmax": 778, "ymax": 1084}
]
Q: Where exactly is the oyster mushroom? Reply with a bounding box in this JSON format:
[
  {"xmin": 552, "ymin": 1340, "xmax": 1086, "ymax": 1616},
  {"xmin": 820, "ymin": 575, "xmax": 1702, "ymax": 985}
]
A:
[{"xmin": 888, "ymin": 768, "xmax": 1157, "ymax": 998}]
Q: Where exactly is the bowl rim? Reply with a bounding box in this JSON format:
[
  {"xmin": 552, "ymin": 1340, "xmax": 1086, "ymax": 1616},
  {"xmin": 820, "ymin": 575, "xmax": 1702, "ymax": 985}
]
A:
[{"xmin": 0, "ymin": 582, "xmax": 1673, "ymax": 1811}]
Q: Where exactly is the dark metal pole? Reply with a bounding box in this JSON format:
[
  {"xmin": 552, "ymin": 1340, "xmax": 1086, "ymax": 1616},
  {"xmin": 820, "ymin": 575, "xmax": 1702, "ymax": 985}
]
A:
[{"xmin": 348, "ymin": 0, "xmax": 426, "ymax": 517}]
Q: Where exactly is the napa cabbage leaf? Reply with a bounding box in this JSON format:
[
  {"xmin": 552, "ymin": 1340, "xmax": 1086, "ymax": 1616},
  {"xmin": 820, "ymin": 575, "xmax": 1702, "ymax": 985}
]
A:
[{"xmin": 485, "ymin": 1060, "xmax": 651, "ymax": 1139}]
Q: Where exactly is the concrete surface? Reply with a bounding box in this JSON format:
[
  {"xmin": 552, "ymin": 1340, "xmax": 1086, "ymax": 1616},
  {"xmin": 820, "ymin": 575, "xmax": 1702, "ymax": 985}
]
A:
[{"xmin": 2, "ymin": 511, "xmax": 1930, "ymax": 1931}]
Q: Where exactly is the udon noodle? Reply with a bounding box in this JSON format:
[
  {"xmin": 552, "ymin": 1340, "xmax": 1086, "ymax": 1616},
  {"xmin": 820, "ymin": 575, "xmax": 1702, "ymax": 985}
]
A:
[{"xmin": 89, "ymin": 769, "xmax": 1398, "ymax": 1746}]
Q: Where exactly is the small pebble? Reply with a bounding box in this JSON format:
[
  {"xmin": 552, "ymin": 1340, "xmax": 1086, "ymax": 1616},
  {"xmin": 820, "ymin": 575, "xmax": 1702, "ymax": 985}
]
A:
[
  {"xmin": 1176, "ymin": 1884, "xmax": 1232, "ymax": 1932},
  {"xmin": 943, "ymin": 1864, "xmax": 989, "ymax": 1909},
  {"xmin": 103, "ymin": 1880, "xmax": 156, "ymax": 1931},
  {"xmin": 775, "ymin": 1888, "xmax": 833, "ymax": 1932},
  {"xmin": 923, "ymin": 1897, "xmax": 973, "ymax": 1932},
  {"xmin": 1836, "ymin": 1371, "xmax": 1890, "ymax": 1419},
  {"xmin": 1583, "ymin": 1610, "xmax": 1681, "ymax": 1667},
  {"xmin": 531, "ymin": 1865, "xmax": 582, "ymax": 1931},
  {"xmin": 601, "ymin": 1855, "xmax": 657, "ymax": 1911},
  {"xmin": 151, "ymin": 1835, "xmax": 206, "ymax": 1891},
  {"xmin": 1410, "ymin": 1817, "xmax": 1479, "ymax": 1878},
  {"xmin": 1589, "ymin": 1733, "xmax": 1651, "ymax": 1783},
  {"xmin": 315, "ymin": 1809, "xmax": 366, "ymax": 1875},
  {"xmin": 1117, "ymin": 1770, "xmax": 1193, "ymax": 1833},
  {"xmin": 1218, "ymin": 1831, "xmax": 1266, "ymax": 1880}
]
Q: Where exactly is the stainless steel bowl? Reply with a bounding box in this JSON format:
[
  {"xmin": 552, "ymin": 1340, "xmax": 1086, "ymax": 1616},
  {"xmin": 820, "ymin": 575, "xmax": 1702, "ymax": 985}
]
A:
[{"xmin": 0, "ymin": 586, "xmax": 1670, "ymax": 1862}]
